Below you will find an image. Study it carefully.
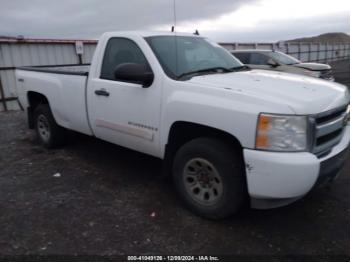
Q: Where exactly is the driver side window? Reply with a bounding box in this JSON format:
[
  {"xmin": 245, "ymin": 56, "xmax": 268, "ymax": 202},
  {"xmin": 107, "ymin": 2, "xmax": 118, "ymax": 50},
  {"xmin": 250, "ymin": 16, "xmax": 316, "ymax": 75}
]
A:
[{"xmin": 100, "ymin": 38, "xmax": 149, "ymax": 80}]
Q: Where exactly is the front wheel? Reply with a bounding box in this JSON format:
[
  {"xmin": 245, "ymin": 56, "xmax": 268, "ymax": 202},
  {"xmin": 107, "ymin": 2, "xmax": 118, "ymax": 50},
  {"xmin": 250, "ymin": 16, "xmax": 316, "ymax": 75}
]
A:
[{"xmin": 172, "ymin": 137, "xmax": 247, "ymax": 219}]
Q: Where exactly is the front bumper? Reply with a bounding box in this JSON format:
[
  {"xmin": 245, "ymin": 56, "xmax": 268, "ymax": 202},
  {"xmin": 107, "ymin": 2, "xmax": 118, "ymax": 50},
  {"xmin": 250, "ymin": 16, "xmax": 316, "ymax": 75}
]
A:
[{"xmin": 244, "ymin": 125, "xmax": 350, "ymax": 209}]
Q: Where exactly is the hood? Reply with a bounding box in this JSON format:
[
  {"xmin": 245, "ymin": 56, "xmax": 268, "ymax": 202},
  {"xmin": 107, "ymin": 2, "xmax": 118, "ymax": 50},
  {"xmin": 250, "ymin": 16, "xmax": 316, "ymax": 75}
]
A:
[
  {"xmin": 293, "ymin": 62, "xmax": 331, "ymax": 71},
  {"xmin": 188, "ymin": 69, "xmax": 349, "ymax": 115}
]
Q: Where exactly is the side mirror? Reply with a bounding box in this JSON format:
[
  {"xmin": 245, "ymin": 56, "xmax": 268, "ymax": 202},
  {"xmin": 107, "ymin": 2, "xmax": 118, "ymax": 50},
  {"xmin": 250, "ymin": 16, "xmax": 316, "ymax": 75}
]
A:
[
  {"xmin": 267, "ymin": 58, "xmax": 279, "ymax": 67},
  {"xmin": 114, "ymin": 63, "xmax": 154, "ymax": 88}
]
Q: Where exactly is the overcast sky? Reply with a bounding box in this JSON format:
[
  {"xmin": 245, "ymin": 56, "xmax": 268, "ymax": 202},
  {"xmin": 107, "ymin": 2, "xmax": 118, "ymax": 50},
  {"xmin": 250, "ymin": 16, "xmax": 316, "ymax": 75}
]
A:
[{"xmin": 0, "ymin": 0, "xmax": 349, "ymax": 42}]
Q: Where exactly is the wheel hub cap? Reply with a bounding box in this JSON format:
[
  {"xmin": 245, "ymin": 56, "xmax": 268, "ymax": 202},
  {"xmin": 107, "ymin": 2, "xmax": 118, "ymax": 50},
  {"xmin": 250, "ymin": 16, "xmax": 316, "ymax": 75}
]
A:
[
  {"xmin": 183, "ymin": 158, "xmax": 223, "ymax": 206},
  {"xmin": 37, "ymin": 114, "xmax": 50, "ymax": 142}
]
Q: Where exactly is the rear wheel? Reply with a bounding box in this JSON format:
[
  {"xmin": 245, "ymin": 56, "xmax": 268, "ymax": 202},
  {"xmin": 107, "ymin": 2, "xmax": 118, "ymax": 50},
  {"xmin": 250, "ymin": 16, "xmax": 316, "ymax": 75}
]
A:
[
  {"xmin": 172, "ymin": 137, "xmax": 247, "ymax": 219},
  {"xmin": 33, "ymin": 104, "xmax": 66, "ymax": 148}
]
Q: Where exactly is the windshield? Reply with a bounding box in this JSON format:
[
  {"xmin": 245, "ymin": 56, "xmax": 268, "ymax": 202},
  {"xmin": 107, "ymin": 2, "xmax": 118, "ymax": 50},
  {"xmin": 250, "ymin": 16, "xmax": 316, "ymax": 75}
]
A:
[
  {"xmin": 268, "ymin": 51, "xmax": 300, "ymax": 65},
  {"xmin": 145, "ymin": 36, "xmax": 244, "ymax": 80}
]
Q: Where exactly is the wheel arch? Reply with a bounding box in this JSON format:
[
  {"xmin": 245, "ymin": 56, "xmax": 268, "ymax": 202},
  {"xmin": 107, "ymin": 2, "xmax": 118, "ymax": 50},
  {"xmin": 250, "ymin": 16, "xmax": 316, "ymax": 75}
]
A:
[
  {"xmin": 162, "ymin": 121, "xmax": 244, "ymax": 176},
  {"xmin": 27, "ymin": 91, "xmax": 50, "ymax": 129}
]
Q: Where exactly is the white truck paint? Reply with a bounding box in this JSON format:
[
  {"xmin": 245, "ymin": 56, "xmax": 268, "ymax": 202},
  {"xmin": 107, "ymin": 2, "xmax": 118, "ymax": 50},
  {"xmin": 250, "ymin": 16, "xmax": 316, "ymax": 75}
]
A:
[{"xmin": 16, "ymin": 31, "xmax": 350, "ymax": 217}]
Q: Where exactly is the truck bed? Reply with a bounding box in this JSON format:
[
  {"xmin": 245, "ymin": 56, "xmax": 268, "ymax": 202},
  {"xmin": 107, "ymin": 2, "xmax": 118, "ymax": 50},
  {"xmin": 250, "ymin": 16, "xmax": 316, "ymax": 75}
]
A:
[
  {"xmin": 16, "ymin": 64, "xmax": 92, "ymax": 136},
  {"xmin": 18, "ymin": 65, "xmax": 90, "ymax": 76}
]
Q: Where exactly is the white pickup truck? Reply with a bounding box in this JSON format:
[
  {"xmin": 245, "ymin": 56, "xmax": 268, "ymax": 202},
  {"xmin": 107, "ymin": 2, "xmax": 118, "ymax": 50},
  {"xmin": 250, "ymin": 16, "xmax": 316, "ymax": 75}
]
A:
[{"xmin": 16, "ymin": 31, "xmax": 350, "ymax": 219}]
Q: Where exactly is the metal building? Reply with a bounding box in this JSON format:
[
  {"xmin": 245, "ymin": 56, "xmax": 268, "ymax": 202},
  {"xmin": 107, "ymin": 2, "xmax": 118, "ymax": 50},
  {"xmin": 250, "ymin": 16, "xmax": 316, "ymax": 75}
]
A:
[{"xmin": 0, "ymin": 37, "xmax": 97, "ymax": 111}]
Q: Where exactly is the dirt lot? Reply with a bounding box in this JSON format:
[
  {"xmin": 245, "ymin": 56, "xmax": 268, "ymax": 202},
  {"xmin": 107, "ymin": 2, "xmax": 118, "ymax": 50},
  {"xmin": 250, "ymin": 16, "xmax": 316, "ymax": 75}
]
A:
[{"xmin": 0, "ymin": 110, "xmax": 350, "ymax": 257}]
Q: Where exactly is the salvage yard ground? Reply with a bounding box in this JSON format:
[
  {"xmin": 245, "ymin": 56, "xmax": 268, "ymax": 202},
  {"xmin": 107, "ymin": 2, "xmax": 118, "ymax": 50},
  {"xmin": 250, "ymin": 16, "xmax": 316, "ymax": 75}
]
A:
[{"xmin": 0, "ymin": 59, "xmax": 350, "ymax": 256}]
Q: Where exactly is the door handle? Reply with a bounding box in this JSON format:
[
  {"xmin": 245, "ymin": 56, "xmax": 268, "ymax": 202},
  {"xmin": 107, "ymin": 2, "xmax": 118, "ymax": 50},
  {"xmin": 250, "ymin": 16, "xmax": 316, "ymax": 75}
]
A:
[{"xmin": 95, "ymin": 89, "xmax": 110, "ymax": 97}]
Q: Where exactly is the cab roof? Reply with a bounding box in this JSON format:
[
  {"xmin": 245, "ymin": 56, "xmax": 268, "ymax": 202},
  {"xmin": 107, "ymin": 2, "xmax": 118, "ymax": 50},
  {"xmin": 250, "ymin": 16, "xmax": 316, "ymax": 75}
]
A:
[{"xmin": 102, "ymin": 31, "xmax": 203, "ymax": 38}]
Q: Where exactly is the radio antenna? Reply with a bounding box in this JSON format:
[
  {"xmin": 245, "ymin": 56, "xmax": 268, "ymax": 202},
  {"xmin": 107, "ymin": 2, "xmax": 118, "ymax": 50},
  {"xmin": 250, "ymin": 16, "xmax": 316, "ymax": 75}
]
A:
[
  {"xmin": 172, "ymin": 0, "xmax": 177, "ymax": 32},
  {"xmin": 172, "ymin": 0, "xmax": 179, "ymax": 76}
]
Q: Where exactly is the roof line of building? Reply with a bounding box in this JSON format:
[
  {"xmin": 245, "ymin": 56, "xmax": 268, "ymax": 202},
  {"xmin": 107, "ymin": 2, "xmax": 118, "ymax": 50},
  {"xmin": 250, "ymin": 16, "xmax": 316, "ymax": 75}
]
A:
[{"xmin": 0, "ymin": 37, "xmax": 98, "ymax": 44}]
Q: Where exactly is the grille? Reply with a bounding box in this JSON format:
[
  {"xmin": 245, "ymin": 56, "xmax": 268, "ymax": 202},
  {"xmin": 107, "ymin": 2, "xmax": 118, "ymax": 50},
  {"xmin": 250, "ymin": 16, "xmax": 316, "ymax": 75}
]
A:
[{"xmin": 311, "ymin": 105, "xmax": 348, "ymax": 156}]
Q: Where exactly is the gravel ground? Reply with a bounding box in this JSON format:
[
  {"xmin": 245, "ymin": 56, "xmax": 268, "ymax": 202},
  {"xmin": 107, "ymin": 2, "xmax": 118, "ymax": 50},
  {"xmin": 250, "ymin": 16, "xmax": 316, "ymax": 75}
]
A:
[{"xmin": 0, "ymin": 111, "xmax": 350, "ymax": 258}]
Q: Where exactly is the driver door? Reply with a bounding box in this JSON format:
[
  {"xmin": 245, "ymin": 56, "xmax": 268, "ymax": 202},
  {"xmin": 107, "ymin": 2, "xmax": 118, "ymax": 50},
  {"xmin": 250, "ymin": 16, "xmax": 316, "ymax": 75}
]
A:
[{"xmin": 87, "ymin": 37, "xmax": 162, "ymax": 157}]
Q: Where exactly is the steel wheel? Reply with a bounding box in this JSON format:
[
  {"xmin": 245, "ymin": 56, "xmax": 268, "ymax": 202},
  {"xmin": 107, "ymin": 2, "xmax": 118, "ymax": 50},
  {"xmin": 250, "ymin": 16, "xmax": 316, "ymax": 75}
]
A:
[
  {"xmin": 37, "ymin": 114, "xmax": 51, "ymax": 142},
  {"xmin": 183, "ymin": 158, "xmax": 223, "ymax": 206}
]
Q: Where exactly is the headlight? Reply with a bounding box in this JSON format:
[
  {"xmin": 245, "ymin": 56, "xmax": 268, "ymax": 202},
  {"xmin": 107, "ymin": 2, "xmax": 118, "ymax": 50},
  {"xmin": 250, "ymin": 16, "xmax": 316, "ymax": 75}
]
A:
[{"xmin": 256, "ymin": 114, "xmax": 308, "ymax": 152}]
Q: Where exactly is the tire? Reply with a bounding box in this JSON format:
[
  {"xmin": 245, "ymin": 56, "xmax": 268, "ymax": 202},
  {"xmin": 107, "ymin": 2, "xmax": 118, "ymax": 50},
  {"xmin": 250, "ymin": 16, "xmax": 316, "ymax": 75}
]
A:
[
  {"xmin": 172, "ymin": 137, "xmax": 247, "ymax": 219},
  {"xmin": 33, "ymin": 104, "xmax": 66, "ymax": 148}
]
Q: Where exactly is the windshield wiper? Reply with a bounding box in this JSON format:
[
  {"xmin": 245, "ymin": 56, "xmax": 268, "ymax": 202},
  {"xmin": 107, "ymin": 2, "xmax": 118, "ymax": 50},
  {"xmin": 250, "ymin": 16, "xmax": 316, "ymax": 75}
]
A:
[
  {"xmin": 177, "ymin": 67, "xmax": 233, "ymax": 80},
  {"xmin": 177, "ymin": 65, "xmax": 250, "ymax": 80}
]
